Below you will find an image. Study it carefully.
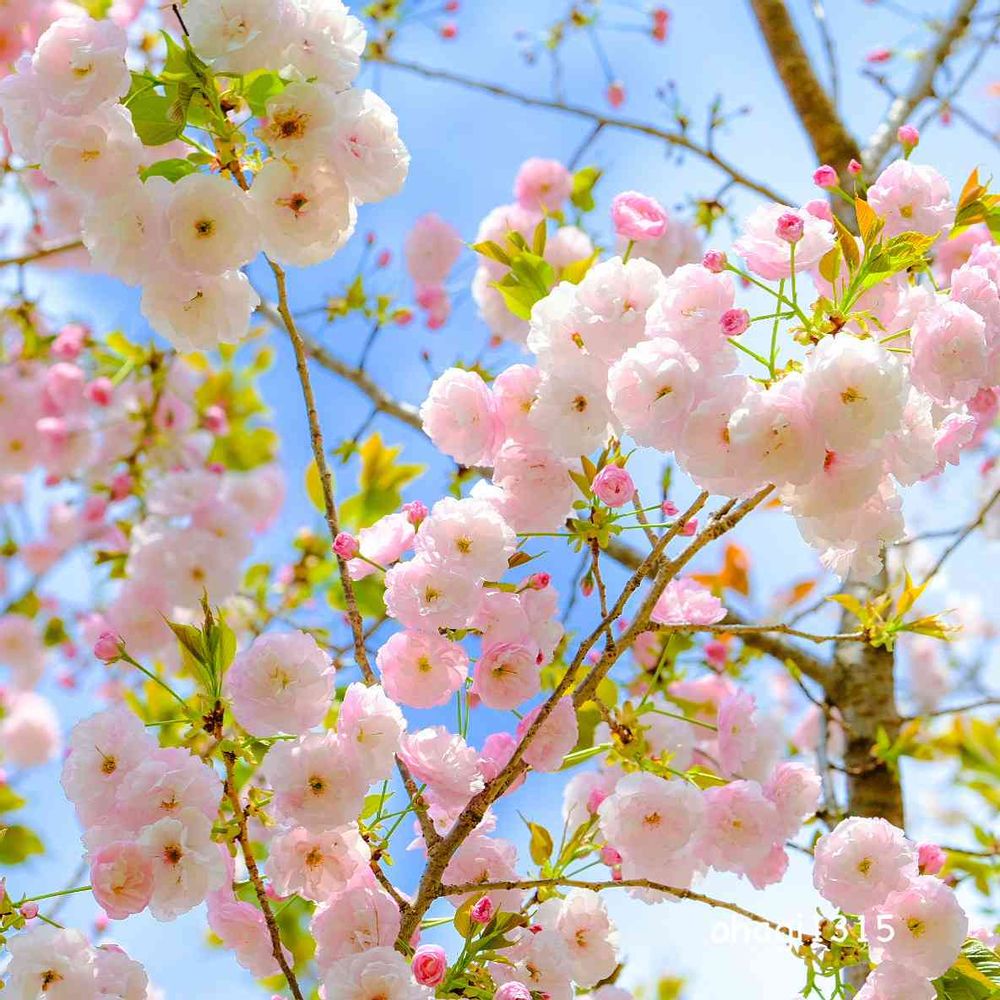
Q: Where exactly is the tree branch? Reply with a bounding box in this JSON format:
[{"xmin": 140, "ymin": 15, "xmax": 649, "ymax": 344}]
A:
[
  {"xmin": 748, "ymin": 0, "xmax": 861, "ymax": 180},
  {"xmin": 863, "ymin": 0, "xmax": 982, "ymax": 171},
  {"xmin": 373, "ymin": 56, "xmax": 792, "ymax": 204},
  {"xmin": 0, "ymin": 239, "xmax": 84, "ymax": 269},
  {"xmin": 222, "ymin": 753, "xmax": 304, "ymax": 1000},
  {"xmin": 439, "ymin": 878, "xmax": 815, "ymax": 944}
]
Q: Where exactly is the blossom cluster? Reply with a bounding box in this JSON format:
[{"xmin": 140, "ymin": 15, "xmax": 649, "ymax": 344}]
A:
[
  {"xmin": 426, "ymin": 156, "xmax": 998, "ymax": 578},
  {"xmin": 813, "ymin": 817, "xmax": 969, "ymax": 997},
  {"xmin": 0, "ymin": 338, "xmax": 283, "ymax": 776},
  {"xmin": 4, "ymin": 925, "xmax": 150, "ymax": 1000},
  {"xmin": 0, "ymin": 1, "xmax": 408, "ymax": 352}
]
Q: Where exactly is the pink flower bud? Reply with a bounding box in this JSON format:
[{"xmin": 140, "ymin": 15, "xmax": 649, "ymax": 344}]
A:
[
  {"xmin": 19, "ymin": 902, "xmax": 38, "ymax": 919},
  {"xmin": 470, "ymin": 896, "xmax": 494, "ymax": 924},
  {"xmin": 704, "ymin": 639, "xmax": 727, "ymax": 670},
  {"xmin": 866, "ymin": 47, "xmax": 892, "ymax": 64},
  {"xmin": 681, "ymin": 518, "xmax": 697, "ymax": 536},
  {"xmin": 587, "ymin": 786, "xmax": 609, "ymax": 814},
  {"xmin": 495, "ymin": 983, "xmax": 532, "ymax": 1000},
  {"xmin": 611, "ymin": 191, "xmax": 669, "ymax": 242},
  {"xmin": 600, "ymin": 845, "xmax": 622, "ymax": 866},
  {"xmin": 775, "ymin": 212, "xmax": 805, "ymax": 243},
  {"xmin": 445, "ymin": 0, "xmax": 460, "ymax": 10},
  {"xmin": 394, "ymin": 308, "xmax": 414, "ymax": 326},
  {"xmin": 592, "ymin": 465, "xmax": 635, "ymax": 507},
  {"xmin": 702, "ymin": 249, "xmax": 728, "ymax": 273},
  {"xmin": 720, "ymin": 308, "xmax": 750, "ymax": 337},
  {"xmin": 52, "ymin": 323, "xmax": 86, "ymax": 360},
  {"xmin": 661, "ymin": 500, "xmax": 678, "ymax": 516},
  {"xmin": 897, "ymin": 123, "xmax": 920, "ymax": 148},
  {"xmin": 110, "ymin": 472, "xmax": 133, "ymax": 501},
  {"xmin": 813, "ymin": 164, "xmax": 838, "ymax": 188},
  {"xmin": 203, "ymin": 405, "xmax": 229, "ymax": 435},
  {"xmin": 403, "ymin": 500, "xmax": 428, "ymax": 526},
  {"xmin": 527, "ymin": 572, "xmax": 551, "ymax": 590},
  {"xmin": 803, "ymin": 198, "xmax": 834, "ymax": 223},
  {"xmin": 581, "ymin": 577, "xmax": 594, "ymax": 598},
  {"xmin": 440, "ymin": 21, "xmax": 458, "ymax": 39},
  {"xmin": 412, "ymin": 945, "xmax": 448, "ymax": 987},
  {"xmin": 606, "ymin": 81, "xmax": 625, "ymax": 108},
  {"xmin": 93, "ymin": 631, "xmax": 122, "ymax": 664},
  {"xmin": 917, "ymin": 842, "xmax": 946, "ymax": 875},
  {"xmin": 94, "ymin": 912, "xmax": 110, "ymax": 933},
  {"xmin": 377, "ymin": 249, "xmax": 392, "ymax": 268},
  {"xmin": 87, "ymin": 377, "xmax": 114, "ymax": 407},
  {"xmin": 333, "ymin": 532, "xmax": 359, "ymax": 560},
  {"xmin": 847, "ymin": 159, "xmax": 863, "ymax": 176}
]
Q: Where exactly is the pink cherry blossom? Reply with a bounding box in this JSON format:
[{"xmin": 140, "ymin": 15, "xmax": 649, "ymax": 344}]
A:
[
  {"xmin": 420, "ymin": 368, "xmax": 503, "ymax": 468},
  {"xmin": 867, "ymin": 159, "xmax": 954, "ymax": 239},
  {"xmin": 377, "ymin": 629, "xmax": 469, "ymax": 708},
  {"xmin": 864, "ymin": 875, "xmax": 968, "ymax": 977},
  {"xmin": 592, "ymin": 466, "xmax": 635, "ymax": 507},
  {"xmin": 611, "ymin": 191, "xmax": 669, "ymax": 242},
  {"xmin": 514, "ymin": 158, "xmax": 573, "ymax": 212},
  {"xmin": 813, "ymin": 817, "xmax": 918, "ymax": 912},
  {"xmin": 227, "ymin": 631, "xmax": 335, "ymax": 737},
  {"xmin": 405, "ymin": 213, "xmax": 462, "ymax": 285},
  {"xmin": 471, "ymin": 641, "xmax": 541, "ymax": 710},
  {"xmin": 516, "ymin": 697, "xmax": 578, "ymax": 772},
  {"xmin": 651, "ymin": 578, "xmax": 726, "ymax": 626},
  {"xmin": 89, "ymin": 842, "xmax": 154, "ymax": 920},
  {"xmin": 732, "ymin": 202, "xmax": 835, "ymax": 279}
]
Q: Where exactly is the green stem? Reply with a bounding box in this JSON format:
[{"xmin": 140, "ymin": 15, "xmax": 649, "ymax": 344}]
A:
[{"xmin": 121, "ymin": 653, "xmax": 190, "ymax": 713}]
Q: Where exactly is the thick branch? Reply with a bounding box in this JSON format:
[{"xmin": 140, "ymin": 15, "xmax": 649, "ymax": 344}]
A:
[
  {"xmin": 374, "ymin": 56, "xmax": 792, "ymax": 204},
  {"xmin": 748, "ymin": 0, "xmax": 861, "ymax": 177},
  {"xmin": 863, "ymin": 0, "xmax": 981, "ymax": 171}
]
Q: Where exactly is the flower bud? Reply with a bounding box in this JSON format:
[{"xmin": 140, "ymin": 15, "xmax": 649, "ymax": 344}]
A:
[
  {"xmin": 592, "ymin": 465, "xmax": 635, "ymax": 508},
  {"xmin": 720, "ymin": 308, "xmax": 750, "ymax": 337},
  {"xmin": 333, "ymin": 532, "xmax": 359, "ymax": 560},
  {"xmin": 775, "ymin": 212, "xmax": 805, "ymax": 243},
  {"xmin": 412, "ymin": 944, "xmax": 447, "ymax": 987},
  {"xmin": 93, "ymin": 631, "xmax": 122, "ymax": 664},
  {"xmin": 702, "ymin": 249, "xmax": 728, "ymax": 273},
  {"xmin": 470, "ymin": 896, "xmax": 494, "ymax": 924},
  {"xmin": 813, "ymin": 164, "xmax": 838, "ymax": 188}
]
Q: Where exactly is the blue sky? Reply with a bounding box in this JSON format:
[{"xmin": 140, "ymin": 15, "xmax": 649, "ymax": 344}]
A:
[{"xmin": 5, "ymin": 0, "xmax": 1000, "ymax": 997}]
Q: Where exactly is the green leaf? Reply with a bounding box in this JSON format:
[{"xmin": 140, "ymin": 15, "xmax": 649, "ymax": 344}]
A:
[
  {"xmin": 126, "ymin": 74, "xmax": 186, "ymax": 146},
  {"xmin": 141, "ymin": 158, "xmax": 198, "ymax": 183},
  {"xmin": 0, "ymin": 785, "xmax": 27, "ymax": 814},
  {"xmin": 305, "ymin": 459, "xmax": 328, "ymax": 513},
  {"xmin": 570, "ymin": 165, "xmax": 603, "ymax": 212},
  {"xmin": 525, "ymin": 820, "xmax": 554, "ymax": 866},
  {"xmin": 243, "ymin": 70, "xmax": 287, "ymax": 116},
  {"xmin": 0, "ymin": 824, "xmax": 44, "ymax": 865}
]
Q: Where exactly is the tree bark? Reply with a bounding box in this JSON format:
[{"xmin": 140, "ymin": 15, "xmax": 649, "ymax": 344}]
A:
[
  {"xmin": 827, "ymin": 568, "xmax": 904, "ymax": 991},
  {"xmin": 748, "ymin": 0, "xmax": 861, "ymax": 225}
]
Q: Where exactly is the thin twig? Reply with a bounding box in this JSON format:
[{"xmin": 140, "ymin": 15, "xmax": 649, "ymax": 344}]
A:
[
  {"xmin": 438, "ymin": 878, "xmax": 815, "ymax": 944},
  {"xmin": 0, "ymin": 239, "xmax": 84, "ymax": 269},
  {"xmin": 374, "ymin": 56, "xmax": 791, "ymax": 203},
  {"xmin": 863, "ymin": 0, "xmax": 981, "ymax": 170},
  {"xmin": 222, "ymin": 753, "xmax": 304, "ymax": 1000}
]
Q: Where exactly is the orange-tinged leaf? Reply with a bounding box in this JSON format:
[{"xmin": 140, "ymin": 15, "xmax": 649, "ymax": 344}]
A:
[{"xmin": 778, "ymin": 578, "xmax": 817, "ymax": 608}]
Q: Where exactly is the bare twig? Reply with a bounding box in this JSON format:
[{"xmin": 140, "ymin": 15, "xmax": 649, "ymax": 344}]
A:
[
  {"xmin": 222, "ymin": 753, "xmax": 304, "ymax": 1000},
  {"xmin": 0, "ymin": 239, "xmax": 84, "ymax": 269},
  {"xmin": 439, "ymin": 878, "xmax": 815, "ymax": 944},
  {"xmin": 863, "ymin": 0, "xmax": 981, "ymax": 171},
  {"xmin": 920, "ymin": 485, "xmax": 1000, "ymax": 588},
  {"xmin": 374, "ymin": 56, "xmax": 791, "ymax": 203}
]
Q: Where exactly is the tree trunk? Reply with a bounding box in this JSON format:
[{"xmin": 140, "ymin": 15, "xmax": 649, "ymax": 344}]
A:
[{"xmin": 828, "ymin": 567, "xmax": 904, "ymax": 989}]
